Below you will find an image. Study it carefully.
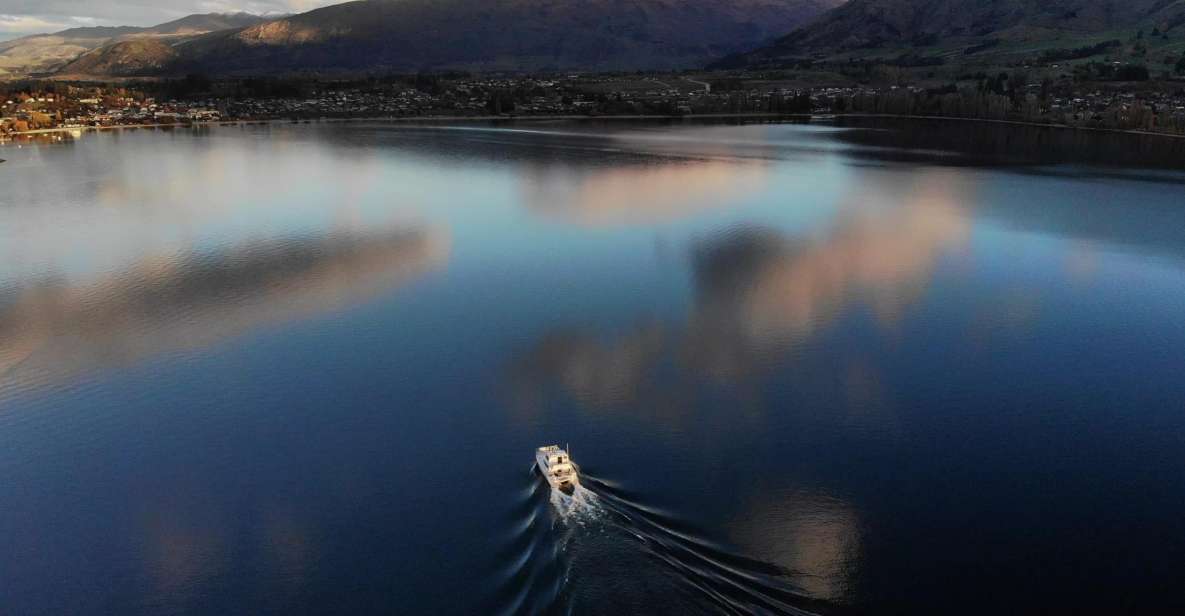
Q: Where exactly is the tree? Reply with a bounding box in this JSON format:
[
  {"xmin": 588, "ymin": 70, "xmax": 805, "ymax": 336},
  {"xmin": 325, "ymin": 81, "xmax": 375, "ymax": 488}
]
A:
[
  {"xmin": 29, "ymin": 111, "xmax": 52, "ymax": 128},
  {"xmin": 1176, "ymin": 56, "xmax": 1185, "ymax": 76},
  {"xmin": 1115, "ymin": 64, "xmax": 1150, "ymax": 81},
  {"xmin": 485, "ymin": 90, "xmax": 516, "ymax": 114},
  {"xmin": 786, "ymin": 91, "xmax": 813, "ymax": 113},
  {"xmin": 1009, "ymin": 70, "xmax": 1029, "ymax": 107}
]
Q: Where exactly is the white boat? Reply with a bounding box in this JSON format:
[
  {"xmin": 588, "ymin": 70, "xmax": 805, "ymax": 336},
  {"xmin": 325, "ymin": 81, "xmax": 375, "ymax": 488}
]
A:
[{"xmin": 536, "ymin": 445, "xmax": 579, "ymax": 494}]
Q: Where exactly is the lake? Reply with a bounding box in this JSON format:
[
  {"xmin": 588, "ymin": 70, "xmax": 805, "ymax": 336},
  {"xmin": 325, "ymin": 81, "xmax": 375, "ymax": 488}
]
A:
[{"xmin": 2, "ymin": 120, "xmax": 1184, "ymax": 615}]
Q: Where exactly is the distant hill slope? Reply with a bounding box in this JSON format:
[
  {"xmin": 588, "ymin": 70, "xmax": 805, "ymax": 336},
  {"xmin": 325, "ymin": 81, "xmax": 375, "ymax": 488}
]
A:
[
  {"xmin": 0, "ymin": 13, "xmax": 267, "ymax": 78},
  {"xmin": 57, "ymin": 40, "xmax": 180, "ymax": 78},
  {"xmin": 722, "ymin": 0, "xmax": 1185, "ymax": 66},
  {"xmin": 125, "ymin": 0, "xmax": 845, "ymax": 76},
  {"xmin": 0, "ymin": 32, "xmax": 119, "ymax": 78},
  {"xmin": 145, "ymin": 13, "xmax": 269, "ymax": 36}
]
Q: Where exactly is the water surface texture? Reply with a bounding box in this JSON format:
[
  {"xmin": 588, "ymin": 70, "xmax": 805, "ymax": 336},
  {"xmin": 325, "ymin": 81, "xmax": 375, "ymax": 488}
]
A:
[{"xmin": 2, "ymin": 121, "xmax": 1185, "ymax": 615}]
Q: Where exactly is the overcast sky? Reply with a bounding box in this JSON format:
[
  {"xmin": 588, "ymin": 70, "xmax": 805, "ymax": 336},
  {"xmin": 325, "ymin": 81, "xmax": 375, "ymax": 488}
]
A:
[{"xmin": 0, "ymin": 0, "xmax": 341, "ymax": 40}]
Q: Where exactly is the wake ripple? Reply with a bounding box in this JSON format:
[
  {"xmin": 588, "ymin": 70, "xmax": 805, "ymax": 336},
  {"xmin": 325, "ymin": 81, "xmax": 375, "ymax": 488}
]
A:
[{"xmin": 488, "ymin": 465, "xmax": 823, "ymax": 616}]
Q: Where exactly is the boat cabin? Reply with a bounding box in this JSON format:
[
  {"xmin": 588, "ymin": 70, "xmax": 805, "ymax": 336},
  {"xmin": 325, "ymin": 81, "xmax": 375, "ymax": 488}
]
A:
[{"xmin": 536, "ymin": 445, "xmax": 578, "ymax": 492}]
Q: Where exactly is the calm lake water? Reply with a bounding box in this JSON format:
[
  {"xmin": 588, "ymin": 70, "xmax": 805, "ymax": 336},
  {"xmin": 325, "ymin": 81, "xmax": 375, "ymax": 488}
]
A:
[{"xmin": 2, "ymin": 120, "xmax": 1184, "ymax": 615}]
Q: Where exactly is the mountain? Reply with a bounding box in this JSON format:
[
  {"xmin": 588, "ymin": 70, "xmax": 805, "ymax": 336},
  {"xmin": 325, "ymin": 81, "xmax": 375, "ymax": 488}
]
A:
[
  {"xmin": 103, "ymin": 0, "xmax": 846, "ymax": 76},
  {"xmin": 721, "ymin": 0, "xmax": 1185, "ymax": 67},
  {"xmin": 142, "ymin": 12, "xmax": 271, "ymax": 36},
  {"xmin": 0, "ymin": 31, "xmax": 122, "ymax": 78},
  {"xmin": 57, "ymin": 40, "xmax": 179, "ymax": 78},
  {"xmin": 0, "ymin": 13, "xmax": 268, "ymax": 78},
  {"xmin": 36, "ymin": 27, "xmax": 144, "ymax": 39}
]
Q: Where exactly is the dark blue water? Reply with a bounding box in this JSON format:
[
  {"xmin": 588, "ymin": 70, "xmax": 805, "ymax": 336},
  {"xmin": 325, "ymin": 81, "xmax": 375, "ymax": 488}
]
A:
[{"xmin": 2, "ymin": 121, "xmax": 1184, "ymax": 615}]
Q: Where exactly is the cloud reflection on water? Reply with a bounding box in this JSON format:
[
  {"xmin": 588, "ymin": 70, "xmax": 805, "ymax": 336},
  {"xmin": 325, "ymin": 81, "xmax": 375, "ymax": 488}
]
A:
[
  {"xmin": 521, "ymin": 158, "xmax": 769, "ymax": 226},
  {"xmin": 140, "ymin": 503, "xmax": 228, "ymax": 609},
  {"xmin": 687, "ymin": 174, "xmax": 971, "ymax": 382},
  {"xmin": 510, "ymin": 170, "xmax": 972, "ymax": 412},
  {"xmin": 0, "ymin": 225, "xmax": 450, "ymax": 391},
  {"xmin": 133, "ymin": 496, "xmax": 318, "ymax": 612},
  {"xmin": 730, "ymin": 492, "xmax": 862, "ymax": 603}
]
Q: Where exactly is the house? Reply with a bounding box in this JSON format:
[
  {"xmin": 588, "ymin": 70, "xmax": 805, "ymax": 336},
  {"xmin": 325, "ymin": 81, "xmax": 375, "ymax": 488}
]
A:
[{"xmin": 187, "ymin": 109, "xmax": 221, "ymax": 122}]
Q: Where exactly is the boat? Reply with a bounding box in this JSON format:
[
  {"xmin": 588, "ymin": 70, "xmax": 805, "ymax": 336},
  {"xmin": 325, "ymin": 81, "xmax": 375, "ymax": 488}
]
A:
[{"xmin": 536, "ymin": 445, "xmax": 579, "ymax": 494}]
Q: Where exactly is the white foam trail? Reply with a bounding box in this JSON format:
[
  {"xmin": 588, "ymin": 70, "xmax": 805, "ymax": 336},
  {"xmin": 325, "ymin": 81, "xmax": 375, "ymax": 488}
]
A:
[{"xmin": 548, "ymin": 484, "xmax": 604, "ymax": 526}]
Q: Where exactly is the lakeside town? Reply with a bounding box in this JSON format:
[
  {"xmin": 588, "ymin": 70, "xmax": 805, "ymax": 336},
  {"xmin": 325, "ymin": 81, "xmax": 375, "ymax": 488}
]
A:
[{"xmin": 3, "ymin": 73, "xmax": 1185, "ymax": 140}]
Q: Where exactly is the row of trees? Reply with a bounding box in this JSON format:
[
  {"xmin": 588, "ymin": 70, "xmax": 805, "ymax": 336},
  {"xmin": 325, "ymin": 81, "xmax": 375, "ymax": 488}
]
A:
[
  {"xmin": 1073, "ymin": 62, "xmax": 1152, "ymax": 82},
  {"xmin": 0, "ymin": 111, "xmax": 56, "ymax": 135},
  {"xmin": 828, "ymin": 86, "xmax": 1185, "ymax": 135}
]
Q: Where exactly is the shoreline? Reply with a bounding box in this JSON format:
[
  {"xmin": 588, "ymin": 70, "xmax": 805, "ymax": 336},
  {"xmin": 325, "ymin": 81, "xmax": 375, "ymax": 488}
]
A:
[
  {"xmin": 3, "ymin": 111, "xmax": 1184, "ymax": 141},
  {"xmin": 0, "ymin": 112, "xmax": 805, "ymax": 139},
  {"xmin": 833, "ymin": 113, "xmax": 1185, "ymax": 140}
]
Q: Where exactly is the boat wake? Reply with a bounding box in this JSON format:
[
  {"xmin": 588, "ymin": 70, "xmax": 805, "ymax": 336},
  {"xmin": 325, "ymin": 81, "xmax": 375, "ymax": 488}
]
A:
[
  {"xmin": 487, "ymin": 464, "xmax": 822, "ymax": 616},
  {"xmin": 549, "ymin": 483, "xmax": 605, "ymax": 525}
]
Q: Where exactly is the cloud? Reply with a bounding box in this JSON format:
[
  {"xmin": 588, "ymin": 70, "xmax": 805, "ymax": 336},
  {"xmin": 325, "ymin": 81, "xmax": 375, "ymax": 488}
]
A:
[{"xmin": 0, "ymin": 13, "xmax": 99, "ymax": 39}]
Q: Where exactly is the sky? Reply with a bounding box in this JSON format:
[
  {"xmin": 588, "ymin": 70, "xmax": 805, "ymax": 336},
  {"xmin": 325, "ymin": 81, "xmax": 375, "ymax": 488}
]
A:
[{"xmin": 0, "ymin": 0, "xmax": 339, "ymax": 40}]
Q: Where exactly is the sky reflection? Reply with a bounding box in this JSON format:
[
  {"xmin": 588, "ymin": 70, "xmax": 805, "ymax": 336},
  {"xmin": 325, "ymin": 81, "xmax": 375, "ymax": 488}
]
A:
[
  {"xmin": 0, "ymin": 225, "xmax": 449, "ymax": 391},
  {"xmin": 4, "ymin": 122, "xmax": 1185, "ymax": 615},
  {"xmin": 510, "ymin": 169, "xmax": 973, "ymax": 412},
  {"xmin": 731, "ymin": 492, "xmax": 862, "ymax": 603},
  {"xmin": 521, "ymin": 158, "xmax": 769, "ymax": 226}
]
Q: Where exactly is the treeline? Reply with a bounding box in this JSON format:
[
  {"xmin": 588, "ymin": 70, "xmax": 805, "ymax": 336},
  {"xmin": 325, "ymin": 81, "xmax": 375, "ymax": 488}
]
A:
[
  {"xmin": 1038, "ymin": 40, "xmax": 1121, "ymax": 63},
  {"xmin": 828, "ymin": 85, "xmax": 1185, "ymax": 135},
  {"xmin": 128, "ymin": 72, "xmax": 478, "ymax": 101},
  {"xmin": 0, "ymin": 110, "xmax": 56, "ymax": 134},
  {"xmin": 1072, "ymin": 62, "xmax": 1152, "ymax": 81},
  {"xmin": 0, "ymin": 80, "xmax": 73, "ymax": 98}
]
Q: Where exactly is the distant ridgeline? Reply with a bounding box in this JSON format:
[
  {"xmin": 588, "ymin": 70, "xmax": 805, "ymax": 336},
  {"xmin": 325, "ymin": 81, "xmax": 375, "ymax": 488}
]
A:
[
  {"xmin": 2, "ymin": 0, "xmax": 842, "ymax": 79},
  {"xmin": 0, "ymin": 13, "xmax": 269, "ymax": 78},
  {"xmin": 718, "ymin": 0, "xmax": 1185, "ymax": 75},
  {"xmin": 4, "ymin": 0, "xmax": 1184, "ymax": 79}
]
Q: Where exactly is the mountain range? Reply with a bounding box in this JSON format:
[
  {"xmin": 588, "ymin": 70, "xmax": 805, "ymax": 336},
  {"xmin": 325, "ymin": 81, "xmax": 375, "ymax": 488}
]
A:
[
  {"xmin": 9, "ymin": 0, "xmax": 842, "ymax": 79},
  {"xmin": 4, "ymin": 0, "xmax": 1184, "ymax": 80},
  {"xmin": 0, "ymin": 13, "xmax": 269, "ymax": 78},
  {"xmin": 163, "ymin": 0, "xmax": 843, "ymax": 75},
  {"xmin": 722, "ymin": 0, "xmax": 1185, "ymax": 67}
]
